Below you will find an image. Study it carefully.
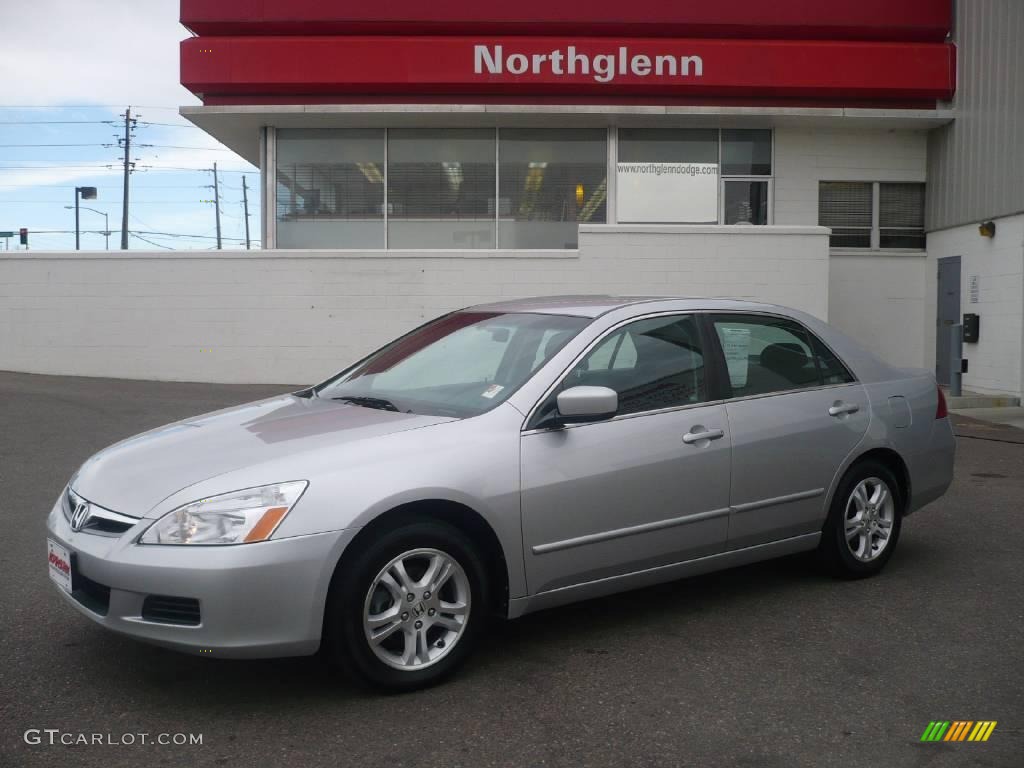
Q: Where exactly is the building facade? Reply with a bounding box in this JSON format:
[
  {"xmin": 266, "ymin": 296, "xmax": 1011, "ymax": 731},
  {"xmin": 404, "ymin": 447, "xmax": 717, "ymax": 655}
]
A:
[{"xmin": 1, "ymin": 1, "xmax": 1021, "ymax": 395}]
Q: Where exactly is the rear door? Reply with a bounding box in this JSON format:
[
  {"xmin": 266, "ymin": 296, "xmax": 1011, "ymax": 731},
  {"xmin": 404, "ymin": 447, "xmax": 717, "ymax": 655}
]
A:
[{"xmin": 707, "ymin": 313, "xmax": 869, "ymax": 550}]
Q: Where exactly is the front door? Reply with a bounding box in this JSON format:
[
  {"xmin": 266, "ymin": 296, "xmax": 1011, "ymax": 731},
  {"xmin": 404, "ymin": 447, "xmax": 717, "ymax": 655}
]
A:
[
  {"xmin": 520, "ymin": 313, "xmax": 732, "ymax": 595},
  {"xmin": 936, "ymin": 256, "xmax": 962, "ymax": 386}
]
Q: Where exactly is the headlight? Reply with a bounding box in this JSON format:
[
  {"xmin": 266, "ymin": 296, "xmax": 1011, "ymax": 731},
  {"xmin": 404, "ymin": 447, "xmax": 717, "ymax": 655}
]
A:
[{"xmin": 139, "ymin": 481, "xmax": 308, "ymax": 546}]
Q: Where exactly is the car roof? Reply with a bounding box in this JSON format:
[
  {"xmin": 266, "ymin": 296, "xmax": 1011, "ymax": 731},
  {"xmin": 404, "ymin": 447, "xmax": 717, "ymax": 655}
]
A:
[{"xmin": 465, "ymin": 295, "xmax": 789, "ymax": 319}]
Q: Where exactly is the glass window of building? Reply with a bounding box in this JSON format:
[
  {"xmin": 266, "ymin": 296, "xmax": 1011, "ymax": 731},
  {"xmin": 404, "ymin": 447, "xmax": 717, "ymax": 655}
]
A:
[
  {"xmin": 819, "ymin": 182, "xmax": 874, "ymax": 248},
  {"xmin": 617, "ymin": 129, "xmax": 719, "ymax": 224},
  {"xmin": 721, "ymin": 129, "xmax": 772, "ymax": 176},
  {"xmin": 723, "ymin": 180, "xmax": 769, "ymax": 225},
  {"xmin": 498, "ymin": 129, "xmax": 607, "ymax": 249},
  {"xmin": 276, "ymin": 129, "xmax": 385, "ymax": 249},
  {"xmin": 819, "ymin": 181, "xmax": 925, "ymax": 250},
  {"xmin": 387, "ymin": 129, "xmax": 497, "ymax": 249},
  {"xmin": 879, "ymin": 183, "xmax": 926, "ymax": 249}
]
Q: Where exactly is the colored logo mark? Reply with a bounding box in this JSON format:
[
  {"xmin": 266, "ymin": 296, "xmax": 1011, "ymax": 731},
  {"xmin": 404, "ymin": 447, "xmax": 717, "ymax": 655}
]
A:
[{"xmin": 920, "ymin": 721, "xmax": 997, "ymax": 742}]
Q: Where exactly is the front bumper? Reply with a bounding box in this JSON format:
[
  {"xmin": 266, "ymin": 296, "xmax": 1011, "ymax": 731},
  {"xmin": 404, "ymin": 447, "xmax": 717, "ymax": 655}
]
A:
[{"xmin": 45, "ymin": 496, "xmax": 358, "ymax": 658}]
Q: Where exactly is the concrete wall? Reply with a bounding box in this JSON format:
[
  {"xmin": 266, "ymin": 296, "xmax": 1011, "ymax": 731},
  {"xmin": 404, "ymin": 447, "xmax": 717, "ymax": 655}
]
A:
[
  {"xmin": 774, "ymin": 127, "xmax": 929, "ymax": 226},
  {"xmin": 926, "ymin": 214, "xmax": 1024, "ymax": 398},
  {"xmin": 0, "ymin": 226, "xmax": 830, "ymax": 384},
  {"xmin": 828, "ymin": 253, "xmax": 929, "ymax": 370}
]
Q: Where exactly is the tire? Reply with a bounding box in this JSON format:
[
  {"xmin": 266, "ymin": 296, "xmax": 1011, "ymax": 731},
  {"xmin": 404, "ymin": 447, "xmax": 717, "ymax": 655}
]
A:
[
  {"xmin": 324, "ymin": 520, "xmax": 489, "ymax": 692},
  {"xmin": 817, "ymin": 460, "xmax": 904, "ymax": 579}
]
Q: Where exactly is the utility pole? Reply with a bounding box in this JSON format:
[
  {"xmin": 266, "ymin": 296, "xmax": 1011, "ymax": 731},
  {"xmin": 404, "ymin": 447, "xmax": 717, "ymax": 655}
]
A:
[
  {"xmin": 241, "ymin": 175, "xmax": 251, "ymax": 250},
  {"xmin": 212, "ymin": 162, "xmax": 223, "ymax": 250},
  {"xmin": 118, "ymin": 107, "xmax": 136, "ymax": 250}
]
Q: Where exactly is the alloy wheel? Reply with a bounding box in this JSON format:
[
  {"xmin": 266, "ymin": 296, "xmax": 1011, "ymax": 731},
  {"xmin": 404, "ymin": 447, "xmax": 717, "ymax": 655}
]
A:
[
  {"xmin": 844, "ymin": 477, "xmax": 896, "ymax": 562},
  {"xmin": 362, "ymin": 548, "xmax": 471, "ymax": 671}
]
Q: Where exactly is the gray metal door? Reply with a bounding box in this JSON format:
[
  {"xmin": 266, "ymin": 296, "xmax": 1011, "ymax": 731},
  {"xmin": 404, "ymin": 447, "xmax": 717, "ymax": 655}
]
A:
[{"xmin": 936, "ymin": 256, "xmax": 962, "ymax": 385}]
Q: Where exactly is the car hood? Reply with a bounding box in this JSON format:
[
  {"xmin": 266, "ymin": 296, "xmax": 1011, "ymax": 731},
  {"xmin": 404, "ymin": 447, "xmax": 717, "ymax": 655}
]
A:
[{"xmin": 72, "ymin": 394, "xmax": 455, "ymax": 516}]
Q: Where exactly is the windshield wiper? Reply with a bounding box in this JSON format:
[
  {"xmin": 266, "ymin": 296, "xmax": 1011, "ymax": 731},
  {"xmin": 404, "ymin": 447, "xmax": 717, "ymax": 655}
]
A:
[{"xmin": 332, "ymin": 396, "xmax": 401, "ymax": 412}]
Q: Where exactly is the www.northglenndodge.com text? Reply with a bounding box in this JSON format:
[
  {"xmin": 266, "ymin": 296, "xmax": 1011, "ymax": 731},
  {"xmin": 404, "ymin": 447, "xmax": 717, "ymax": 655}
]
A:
[{"xmin": 474, "ymin": 45, "xmax": 705, "ymax": 83}]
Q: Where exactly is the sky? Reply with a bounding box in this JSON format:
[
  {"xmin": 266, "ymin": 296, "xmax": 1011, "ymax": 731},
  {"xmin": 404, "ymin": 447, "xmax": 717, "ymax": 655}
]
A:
[{"xmin": 0, "ymin": 0, "xmax": 259, "ymax": 251}]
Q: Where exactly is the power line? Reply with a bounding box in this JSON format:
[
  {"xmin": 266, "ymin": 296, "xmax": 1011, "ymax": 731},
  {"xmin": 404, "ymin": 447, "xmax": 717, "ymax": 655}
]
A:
[
  {"xmin": 0, "ymin": 104, "xmax": 190, "ymax": 110},
  {"xmin": 0, "ymin": 120, "xmax": 117, "ymax": 126},
  {"xmin": 136, "ymin": 121, "xmax": 200, "ymax": 129},
  {"xmin": 129, "ymin": 232, "xmax": 176, "ymax": 250},
  {"xmin": 0, "ymin": 143, "xmax": 114, "ymax": 147},
  {"xmin": 0, "ymin": 164, "xmax": 123, "ymax": 169},
  {"xmin": 0, "ymin": 200, "xmax": 225, "ymax": 204},
  {"xmin": 11, "ymin": 228, "xmax": 253, "ymax": 242},
  {"xmin": 144, "ymin": 165, "xmax": 254, "ymax": 173},
  {"xmin": 0, "ymin": 184, "xmax": 219, "ymax": 189},
  {"xmin": 0, "ymin": 143, "xmax": 231, "ymax": 150},
  {"xmin": 144, "ymin": 144, "xmax": 232, "ymax": 151}
]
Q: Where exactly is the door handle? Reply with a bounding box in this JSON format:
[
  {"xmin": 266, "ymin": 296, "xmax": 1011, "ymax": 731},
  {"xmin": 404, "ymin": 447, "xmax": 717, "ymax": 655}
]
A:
[
  {"xmin": 683, "ymin": 427, "xmax": 725, "ymax": 445},
  {"xmin": 828, "ymin": 402, "xmax": 860, "ymax": 417}
]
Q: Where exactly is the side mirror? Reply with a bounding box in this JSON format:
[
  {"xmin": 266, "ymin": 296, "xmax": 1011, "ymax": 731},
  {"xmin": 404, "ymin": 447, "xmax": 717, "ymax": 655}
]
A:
[{"xmin": 555, "ymin": 386, "xmax": 618, "ymax": 425}]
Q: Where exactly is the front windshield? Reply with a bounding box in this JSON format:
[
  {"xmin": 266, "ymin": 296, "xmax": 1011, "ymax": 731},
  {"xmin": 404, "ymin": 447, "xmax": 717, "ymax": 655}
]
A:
[{"xmin": 315, "ymin": 312, "xmax": 588, "ymax": 418}]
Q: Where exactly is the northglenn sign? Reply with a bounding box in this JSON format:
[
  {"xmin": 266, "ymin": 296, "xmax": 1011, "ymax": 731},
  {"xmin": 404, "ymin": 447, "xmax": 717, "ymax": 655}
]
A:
[
  {"xmin": 181, "ymin": 35, "xmax": 955, "ymax": 105},
  {"xmin": 474, "ymin": 45, "xmax": 704, "ymax": 83}
]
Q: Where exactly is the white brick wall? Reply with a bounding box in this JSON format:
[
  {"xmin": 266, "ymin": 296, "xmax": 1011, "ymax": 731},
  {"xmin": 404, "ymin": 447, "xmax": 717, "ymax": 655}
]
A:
[
  {"xmin": 0, "ymin": 226, "xmax": 830, "ymax": 384},
  {"xmin": 926, "ymin": 214, "xmax": 1024, "ymax": 397},
  {"xmin": 828, "ymin": 253, "xmax": 929, "ymax": 369},
  {"xmin": 773, "ymin": 127, "xmax": 929, "ymax": 225}
]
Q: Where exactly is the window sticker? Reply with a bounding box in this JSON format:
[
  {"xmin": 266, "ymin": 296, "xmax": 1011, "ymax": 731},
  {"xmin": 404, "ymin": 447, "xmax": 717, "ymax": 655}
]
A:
[
  {"xmin": 481, "ymin": 384, "xmax": 505, "ymax": 399},
  {"xmin": 720, "ymin": 327, "xmax": 751, "ymax": 388}
]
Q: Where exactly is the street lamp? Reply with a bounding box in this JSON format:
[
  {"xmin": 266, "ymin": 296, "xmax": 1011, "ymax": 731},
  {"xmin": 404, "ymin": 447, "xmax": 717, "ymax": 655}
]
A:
[
  {"xmin": 72, "ymin": 186, "xmax": 98, "ymax": 250},
  {"xmin": 65, "ymin": 203, "xmax": 109, "ymax": 250}
]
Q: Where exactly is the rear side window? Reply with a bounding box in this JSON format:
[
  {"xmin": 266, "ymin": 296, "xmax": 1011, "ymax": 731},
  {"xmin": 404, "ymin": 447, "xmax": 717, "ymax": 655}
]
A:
[
  {"xmin": 711, "ymin": 315, "xmax": 826, "ymax": 397},
  {"xmin": 564, "ymin": 314, "xmax": 707, "ymax": 416},
  {"xmin": 811, "ymin": 335, "xmax": 855, "ymax": 385}
]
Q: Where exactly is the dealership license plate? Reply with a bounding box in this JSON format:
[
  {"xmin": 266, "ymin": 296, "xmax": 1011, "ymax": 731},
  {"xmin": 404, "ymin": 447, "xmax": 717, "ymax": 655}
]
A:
[{"xmin": 47, "ymin": 539, "xmax": 73, "ymax": 593}]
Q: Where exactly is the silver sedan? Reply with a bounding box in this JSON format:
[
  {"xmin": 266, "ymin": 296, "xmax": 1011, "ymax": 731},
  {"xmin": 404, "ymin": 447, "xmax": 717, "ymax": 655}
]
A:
[{"xmin": 46, "ymin": 297, "xmax": 955, "ymax": 690}]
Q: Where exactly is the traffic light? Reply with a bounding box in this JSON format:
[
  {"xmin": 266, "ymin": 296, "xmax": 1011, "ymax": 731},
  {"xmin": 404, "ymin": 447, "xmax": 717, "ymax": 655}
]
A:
[{"xmin": 19, "ymin": 228, "xmax": 28, "ymax": 246}]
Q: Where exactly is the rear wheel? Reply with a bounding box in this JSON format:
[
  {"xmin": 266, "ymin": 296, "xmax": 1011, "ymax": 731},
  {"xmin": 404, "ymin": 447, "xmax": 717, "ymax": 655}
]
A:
[
  {"xmin": 324, "ymin": 520, "xmax": 488, "ymax": 691},
  {"xmin": 818, "ymin": 460, "xmax": 903, "ymax": 578}
]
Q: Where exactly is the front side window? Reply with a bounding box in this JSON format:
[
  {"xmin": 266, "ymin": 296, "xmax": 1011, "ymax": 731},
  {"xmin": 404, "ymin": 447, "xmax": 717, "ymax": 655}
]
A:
[
  {"xmin": 562, "ymin": 314, "xmax": 707, "ymax": 416},
  {"xmin": 316, "ymin": 312, "xmax": 587, "ymax": 418},
  {"xmin": 711, "ymin": 315, "xmax": 852, "ymax": 397}
]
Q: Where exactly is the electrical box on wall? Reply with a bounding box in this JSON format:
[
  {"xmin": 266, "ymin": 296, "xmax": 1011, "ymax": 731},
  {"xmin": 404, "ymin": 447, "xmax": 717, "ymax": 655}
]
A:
[{"xmin": 963, "ymin": 313, "xmax": 980, "ymax": 343}]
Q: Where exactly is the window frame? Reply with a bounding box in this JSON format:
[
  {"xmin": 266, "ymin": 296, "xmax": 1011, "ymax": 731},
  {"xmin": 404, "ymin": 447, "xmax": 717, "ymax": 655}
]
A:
[
  {"xmin": 271, "ymin": 127, "xmax": 778, "ymax": 248},
  {"xmin": 524, "ymin": 311, "xmax": 728, "ymax": 431},
  {"xmin": 701, "ymin": 310, "xmax": 859, "ymax": 403},
  {"xmin": 613, "ymin": 127, "xmax": 774, "ymax": 226},
  {"xmin": 819, "ymin": 180, "xmax": 926, "ymax": 252}
]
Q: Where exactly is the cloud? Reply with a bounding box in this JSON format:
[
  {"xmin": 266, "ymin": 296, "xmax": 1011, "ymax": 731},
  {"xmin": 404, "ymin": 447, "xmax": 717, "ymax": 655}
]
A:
[
  {"xmin": 0, "ymin": 163, "xmax": 124, "ymax": 192},
  {"xmin": 0, "ymin": 0, "xmax": 196, "ymax": 108}
]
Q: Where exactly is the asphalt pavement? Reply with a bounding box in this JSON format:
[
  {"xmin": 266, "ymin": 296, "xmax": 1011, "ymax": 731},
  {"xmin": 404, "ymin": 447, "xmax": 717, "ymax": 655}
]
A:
[{"xmin": 1, "ymin": 370, "xmax": 1021, "ymax": 768}]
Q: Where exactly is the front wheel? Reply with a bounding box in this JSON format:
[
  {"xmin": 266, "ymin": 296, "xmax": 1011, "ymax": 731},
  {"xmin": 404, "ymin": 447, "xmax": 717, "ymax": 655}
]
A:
[
  {"xmin": 818, "ymin": 461, "xmax": 903, "ymax": 578},
  {"xmin": 324, "ymin": 521, "xmax": 488, "ymax": 691}
]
